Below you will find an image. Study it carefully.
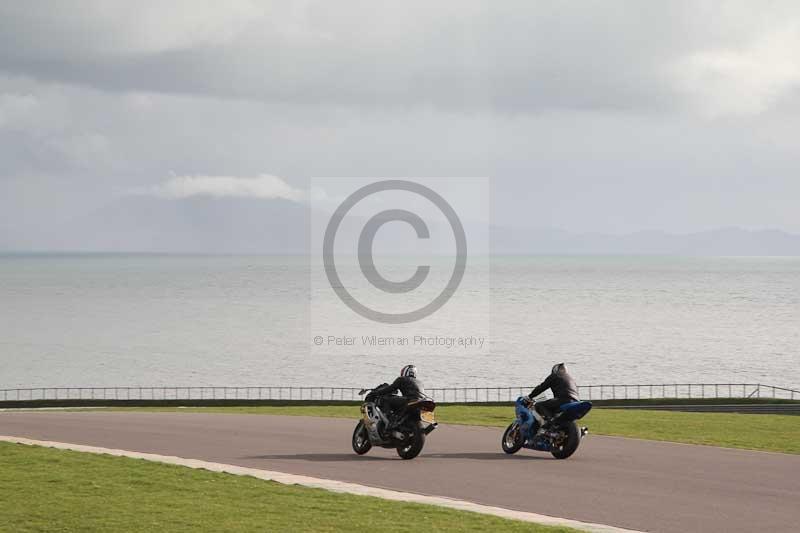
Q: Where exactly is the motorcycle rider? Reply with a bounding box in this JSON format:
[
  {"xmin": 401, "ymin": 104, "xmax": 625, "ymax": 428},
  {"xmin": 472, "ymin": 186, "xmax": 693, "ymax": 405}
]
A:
[
  {"xmin": 369, "ymin": 364, "xmax": 425, "ymax": 427},
  {"xmin": 528, "ymin": 363, "xmax": 579, "ymax": 426}
]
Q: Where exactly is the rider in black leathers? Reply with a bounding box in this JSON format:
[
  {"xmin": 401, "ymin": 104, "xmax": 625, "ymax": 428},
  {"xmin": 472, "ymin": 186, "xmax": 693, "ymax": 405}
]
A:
[
  {"xmin": 369, "ymin": 365, "xmax": 425, "ymax": 426},
  {"xmin": 528, "ymin": 363, "xmax": 579, "ymax": 421}
]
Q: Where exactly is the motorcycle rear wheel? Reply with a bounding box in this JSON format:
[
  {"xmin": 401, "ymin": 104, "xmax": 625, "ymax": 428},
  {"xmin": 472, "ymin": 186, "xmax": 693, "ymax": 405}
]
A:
[
  {"xmin": 550, "ymin": 421, "xmax": 580, "ymax": 459},
  {"xmin": 352, "ymin": 421, "xmax": 372, "ymax": 455},
  {"xmin": 501, "ymin": 422, "xmax": 523, "ymax": 454},
  {"xmin": 396, "ymin": 425, "xmax": 426, "ymax": 459}
]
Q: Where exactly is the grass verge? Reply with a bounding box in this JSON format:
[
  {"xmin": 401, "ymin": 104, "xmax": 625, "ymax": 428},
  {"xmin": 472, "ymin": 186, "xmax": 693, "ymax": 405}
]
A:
[
  {"xmin": 0, "ymin": 442, "xmax": 576, "ymax": 533},
  {"xmin": 91, "ymin": 404, "xmax": 800, "ymax": 454}
]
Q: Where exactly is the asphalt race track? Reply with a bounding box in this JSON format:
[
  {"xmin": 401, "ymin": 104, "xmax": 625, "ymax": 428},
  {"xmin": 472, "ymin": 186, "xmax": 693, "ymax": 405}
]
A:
[{"xmin": 1, "ymin": 411, "xmax": 798, "ymax": 532}]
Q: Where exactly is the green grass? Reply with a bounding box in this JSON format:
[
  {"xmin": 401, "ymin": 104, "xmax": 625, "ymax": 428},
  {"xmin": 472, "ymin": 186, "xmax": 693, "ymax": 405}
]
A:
[
  {"xmin": 0, "ymin": 442, "xmax": 576, "ymax": 533},
  {"xmin": 580, "ymin": 409, "xmax": 799, "ymax": 453},
  {"xmin": 92, "ymin": 404, "xmax": 800, "ymax": 454},
  {"xmin": 439, "ymin": 405, "xmax": 800, "ymax": 453}
]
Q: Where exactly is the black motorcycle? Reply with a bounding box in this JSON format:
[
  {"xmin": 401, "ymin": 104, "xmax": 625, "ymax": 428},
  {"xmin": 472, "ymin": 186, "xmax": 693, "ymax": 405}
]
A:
[{"xmin": 351, "ymin": 387, "xmax": 437, "ymax": 460}]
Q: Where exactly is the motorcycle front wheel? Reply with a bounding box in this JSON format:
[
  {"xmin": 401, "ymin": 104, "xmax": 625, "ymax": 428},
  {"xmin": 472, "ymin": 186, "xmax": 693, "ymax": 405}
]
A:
[
  {"xmin": 396, "ymin": 424, "xmax": 426, "ymax": 459},
  {"xmin": 550, "ymin": 421, "xmax": 581, "ymax": 459},
  {"xmin": 352, "ymin": 421, "xmax": 372, "ymax": 455},
  {"xmin": 501, "ymin": 422, "xmax": 523, "ymax": 454}
]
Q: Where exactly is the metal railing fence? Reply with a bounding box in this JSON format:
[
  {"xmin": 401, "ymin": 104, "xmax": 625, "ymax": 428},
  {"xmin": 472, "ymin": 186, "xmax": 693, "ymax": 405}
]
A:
[{"xmin": 1, "ymin": 383, "xmax": 798, "ymax": 403}]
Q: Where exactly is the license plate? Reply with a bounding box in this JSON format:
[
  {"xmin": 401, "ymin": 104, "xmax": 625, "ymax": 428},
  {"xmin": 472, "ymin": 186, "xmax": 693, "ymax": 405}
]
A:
[{"xmin": 420, "ymin": 410, "xmax": 435, "ymax": 423}]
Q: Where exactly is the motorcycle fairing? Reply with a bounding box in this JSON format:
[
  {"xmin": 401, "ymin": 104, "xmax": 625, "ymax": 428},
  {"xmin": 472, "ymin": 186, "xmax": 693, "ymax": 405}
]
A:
[
  {"xmin": 362, "ymin": 402, "xmax": 389, "ymax": 443},
  {"xmin": 557, "ymin": 400, "xmax": 593, "ymax": 421},
  {"xmin": 407, "ymin": 398, "xmax": 436, "ymax": 411},
  {"xmin": 514, "ymin": 396, "xmax": 539, "ymax": 440}
]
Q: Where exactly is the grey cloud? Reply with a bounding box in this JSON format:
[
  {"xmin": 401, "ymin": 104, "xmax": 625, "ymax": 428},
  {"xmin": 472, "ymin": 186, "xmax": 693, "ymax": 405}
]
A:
[
  {"xmin": 2, "ymin": 2, "xmax": 800, "ymax": 250},
  {"xmin": 2, "ymin": 2, "xmax": 798, "ymax": 115}
]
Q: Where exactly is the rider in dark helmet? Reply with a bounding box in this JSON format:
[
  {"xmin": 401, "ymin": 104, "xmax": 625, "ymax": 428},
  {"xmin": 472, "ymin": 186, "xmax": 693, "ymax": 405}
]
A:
[
  {"xmin": 370, "ymin": 365, "xmax": 425, "ymax": 426},
  {"xmin": 528, "ymin": 363, "xmax": 579, "ymax": 422}
]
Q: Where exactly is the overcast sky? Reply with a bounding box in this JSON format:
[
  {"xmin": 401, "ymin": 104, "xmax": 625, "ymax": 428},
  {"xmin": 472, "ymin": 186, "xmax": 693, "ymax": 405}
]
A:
[{"xmin": 1, "ymin": 1, "xmax": 799, "ymax": 249}]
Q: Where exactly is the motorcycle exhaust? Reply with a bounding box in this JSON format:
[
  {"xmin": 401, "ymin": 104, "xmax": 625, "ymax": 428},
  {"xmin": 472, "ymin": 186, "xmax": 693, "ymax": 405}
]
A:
[
  {"xmin": 423, "ymin": 422, "xmax": 438, "ymax": 435},
  {"xmin": 581, "ymin": 426, "xmax": 589, "ymax": 437}
]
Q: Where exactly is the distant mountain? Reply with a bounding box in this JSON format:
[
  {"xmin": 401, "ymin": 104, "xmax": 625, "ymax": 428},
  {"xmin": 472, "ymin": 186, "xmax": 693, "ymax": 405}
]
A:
[{"xmin": 3, "ymin": 196, "xmax": 800, "ymax": 255}]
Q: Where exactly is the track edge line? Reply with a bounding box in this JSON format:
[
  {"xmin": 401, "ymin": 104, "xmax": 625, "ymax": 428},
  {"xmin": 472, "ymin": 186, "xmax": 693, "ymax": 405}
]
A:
[{"xmin": 0, "ymin": 435, "xmax": 642, "ymax": 533}]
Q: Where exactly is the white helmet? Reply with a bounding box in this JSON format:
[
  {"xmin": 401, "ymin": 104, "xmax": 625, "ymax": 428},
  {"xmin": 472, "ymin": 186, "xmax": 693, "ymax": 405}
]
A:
[{"xmin": 400, "ymin": 364, "xmax": 417, "ymax": 378}]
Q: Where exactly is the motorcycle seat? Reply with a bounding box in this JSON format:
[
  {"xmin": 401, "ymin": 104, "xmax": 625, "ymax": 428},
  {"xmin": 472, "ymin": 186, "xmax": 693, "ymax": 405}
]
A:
[{"xmin": 407, "ymin": 398, "xmax": 436, "ymax": 410}]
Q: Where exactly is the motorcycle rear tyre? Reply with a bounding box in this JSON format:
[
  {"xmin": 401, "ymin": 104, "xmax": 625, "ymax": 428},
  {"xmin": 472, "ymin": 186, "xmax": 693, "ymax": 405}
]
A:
[
  {"xmin": 396, "ymin": 425, "xmax": 426, "ymax": 460},
  {"xmin": 550, "ymin": 421, "xmax": 581, "ymax": 459}
]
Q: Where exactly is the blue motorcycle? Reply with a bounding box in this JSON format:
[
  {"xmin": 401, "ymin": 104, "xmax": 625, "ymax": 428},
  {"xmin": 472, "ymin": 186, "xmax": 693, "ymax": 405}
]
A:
[{"xmin": 502, "ymin": 396, "xmax": 592, "ymax": 459}]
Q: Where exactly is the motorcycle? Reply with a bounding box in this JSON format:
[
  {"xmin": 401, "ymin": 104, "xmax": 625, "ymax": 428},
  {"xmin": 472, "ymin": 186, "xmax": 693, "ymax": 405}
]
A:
[
  {"xmin": 501, "ymin": 396, "xmax": 592, "ymax": 459},
  {"xmin": 351, "ymin": 386, "xmax": 438, "ymax": 460}
]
